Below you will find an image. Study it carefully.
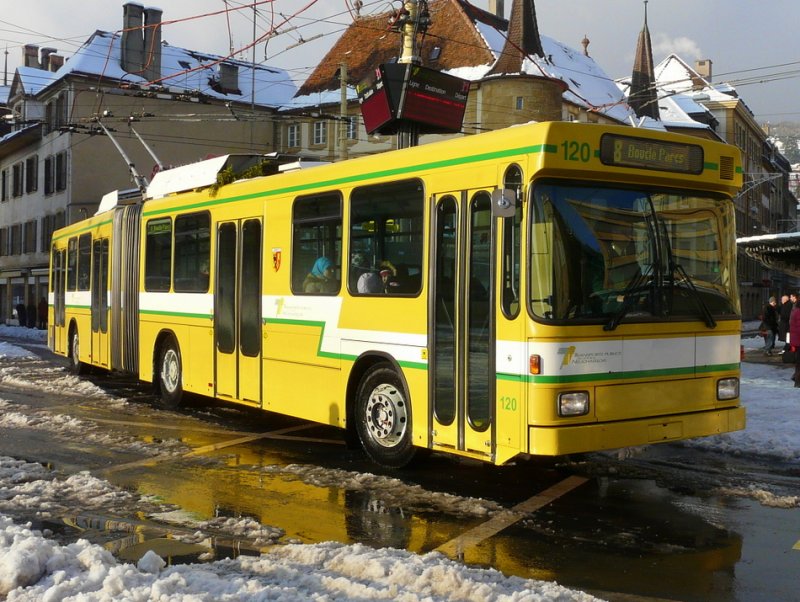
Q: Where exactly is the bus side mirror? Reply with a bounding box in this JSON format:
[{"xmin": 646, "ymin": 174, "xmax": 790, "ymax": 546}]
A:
[{"xmin": 491, "ymin": 188, "xmax": 516, "ymax": 218}]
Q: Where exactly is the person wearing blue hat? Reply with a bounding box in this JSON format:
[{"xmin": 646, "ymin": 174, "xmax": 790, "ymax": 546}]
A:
[{"xmin": 303, "ymin": 257, "xmax": 338, "ymax": 293}]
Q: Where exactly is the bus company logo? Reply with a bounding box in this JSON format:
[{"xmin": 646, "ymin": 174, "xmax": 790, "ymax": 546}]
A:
[
  {"xmin": 272, "ymin": 248, "xmax": 282, "ymax": 272},
  {"xmin": 558, "ymin": 346, "xmax": 622, "ymax": 369},
  {"xmin": 558, "ymin": 346, "xmax": 577, "ymax": 368}
]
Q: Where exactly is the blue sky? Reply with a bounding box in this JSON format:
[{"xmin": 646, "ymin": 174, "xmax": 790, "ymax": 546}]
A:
[{"xmin": 3, "ymin": 0, "xmax": 798, "ymax": 122}]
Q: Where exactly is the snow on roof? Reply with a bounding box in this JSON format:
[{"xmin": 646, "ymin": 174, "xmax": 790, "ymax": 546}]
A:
[
  {"xmin": 293, "ymin": 0, "xmax": 635, "ymax": 124},
  {"xmin": 537, "ymin": 36, "xmax": 634, "ymax": 122},
  {"xmin": 32, "ymin": 30, "xmax": 296, "ymax": 108},
  {"xmin": 656, "ymin": 95, "xmax": 714, "ymax": 129},
  {"xmin": 14, "ymin": 66, "xmax": 60, "ymax": 96}
]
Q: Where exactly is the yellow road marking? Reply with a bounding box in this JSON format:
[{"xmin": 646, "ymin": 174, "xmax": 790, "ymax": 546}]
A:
[
  {"xmin": 436, "ymin": 475, "xmax": 589, "ymax": 558},
  {"xmin": 99, "ymin": 423, "xmax": 320, "ymax": 474},
  {"xmin": 794, "ymin": 540, "xmax": 800, "ymax": 551}
]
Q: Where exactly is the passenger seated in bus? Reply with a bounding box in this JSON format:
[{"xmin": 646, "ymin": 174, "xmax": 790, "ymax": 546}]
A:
[
  {"xmin": 357, "ymin": 270, "xmax": 383, "ymax": 293},
  {"xmin": 303, "ymin": 257, "xmax": 338, "ymax": 293},
  {"xmin": 379, "ymin": 260, "xmax": 401, "ymax": 293},
  {"xmin": 350, "ymin": 253, "xmax": 372, "ymax": 291}
]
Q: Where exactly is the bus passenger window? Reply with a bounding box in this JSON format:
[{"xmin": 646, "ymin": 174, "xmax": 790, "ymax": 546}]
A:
[
  {"xmin": 349, "ymin": 179, "xmax": 424, "ymax": 296},
  {"xmin": 77, "ymin": 233, "xmax": 91, "ymax": 291},
  {"xmin": 292, "ymin": 192, "xmax": 342, "ymax": 295},
  {"xmin": 501, "ymin": 165, "xmax": 523, "ymax": 318},
  {"xmin": 66, "ymin": 237, "xmax": 77, "ymax": 291},
  {"xmin": 174, "ymin": 212, "xmax": 210, "ymax": 293},
  {"xmin": 145, "ymin": 218, "xmax": 172, "ymax": 292}
]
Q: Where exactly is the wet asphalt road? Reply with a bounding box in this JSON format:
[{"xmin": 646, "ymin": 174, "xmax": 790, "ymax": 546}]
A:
[{"xmin": 0, "ymin": 342, "xmax": 798, "ymax": 601}]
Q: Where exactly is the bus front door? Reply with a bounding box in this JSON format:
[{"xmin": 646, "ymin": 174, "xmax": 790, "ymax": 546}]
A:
[
  {"xmin": 430, "ymin": 191, "xmax": 495, "ymax": 460},
  {"xmin": 215, "ymin": 218, "xmax": 263, "ymax": 405}
]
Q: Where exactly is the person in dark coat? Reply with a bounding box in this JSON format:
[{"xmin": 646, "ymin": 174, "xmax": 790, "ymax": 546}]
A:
[
  {"xmin": 15, "ymin": 303, "xmax": 26, "ymax": 328},
  {"xmin": 37, "ymin": 297, "xmax": 48, "ymax": 330},
  {"xmin": 761, "ymin": 296, "xmax": 779, "ymax": 355},
  {"xmin": 789, "ymin": 299, "xmax": 800, "ymax": 387},
  {"xmin": 778, "ymin": 294, "xmax": 792, "ymax": 346}
]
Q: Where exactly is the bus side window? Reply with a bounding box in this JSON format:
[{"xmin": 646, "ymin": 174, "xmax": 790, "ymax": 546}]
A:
[
  {"xmin": 349, "ymin": 179, "xmax": 424, "ymax": 297},
  {"xmin": 174, "ymin": 212, "xmax": 210, "ymax": 293},
  {"xmin": 501, "ymin": 165, "xmax": 523, "ymax": 318},
  {"xmin": 66, "ymin": 237, "xmax": 78, "ymax": 291},
  {"xmin": 77, "ymin": 233, "xmax": 91, "ymax": 291},
  {"xmin": 145, "ymin": 218, "xmax": 172, "ymax": 292},
  {"xmin": 291, "ymin": 192, "xmax": 342, "ymax": 295}
]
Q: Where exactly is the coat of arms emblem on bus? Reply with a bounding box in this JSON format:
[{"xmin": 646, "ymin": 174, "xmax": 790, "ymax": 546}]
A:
[{"xmin": 272, "ymin": 248, "xmax": 282, "ymax": 272}]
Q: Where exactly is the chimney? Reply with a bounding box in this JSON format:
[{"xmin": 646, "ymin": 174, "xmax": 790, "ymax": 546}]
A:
[
  {"xmin": 488, "ymin": 0, "xmax": 505, "ymax": 18},
  {"xmin": 40, "ymin": 47, "xmax": 57, "ymax": 71},
  {"xmin": 23, "ymin": 44, "xmax": 40, "ymax": 69},
  {"xmin": 121, "ymin": 2, "xmax": 145, "ymax": 75},
  {"xmin": 48, "ymin": 55, "xmax": 65, "ymax": 72},
  {"xmin": 143, "ymin": 7, "xmax": 163, "ymax": 83},
  {"xmin": 695, "ymin": 59, "xmax": 712, "ymax": 82},
  {"xmin": 219, "ymin": 63, "xmax": 240, "ymax": 94}
]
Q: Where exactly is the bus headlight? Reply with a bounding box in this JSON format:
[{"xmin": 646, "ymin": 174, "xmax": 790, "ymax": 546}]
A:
[
  {"xmin": 717, "ymin": 378, "xmax": 739, "ymax": 401},
  {"xmin": 558, "ymin": 391, "xmax": 590, "ymax": 416}
]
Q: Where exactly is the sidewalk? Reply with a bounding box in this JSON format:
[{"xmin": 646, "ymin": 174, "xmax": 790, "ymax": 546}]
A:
[{"xmin": 742, "ymin": 347, "xmax": 792, "ymax": 366}]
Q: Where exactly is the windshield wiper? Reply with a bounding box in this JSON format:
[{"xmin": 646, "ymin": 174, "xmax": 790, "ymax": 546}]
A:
[
  {"xmin": 671, "ymin": 262, "xmax": 717, "ymax": 329},
  {"xmin": 604, "ymin": 263, "xmax": 653, "ymax": 331}
]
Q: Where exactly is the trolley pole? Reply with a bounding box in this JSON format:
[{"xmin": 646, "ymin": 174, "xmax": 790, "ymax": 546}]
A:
[
  {"xmin": 339, "ymin": 62, "xmax": 349, "ymax": 161},
  {"xmin": 396, "ymin": 0, "xmax": 422, "ymax": 149}
]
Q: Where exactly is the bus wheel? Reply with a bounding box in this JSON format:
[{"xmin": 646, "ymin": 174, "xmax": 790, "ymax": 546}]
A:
[
  {"xmin": 355, "ymin": 364, "xmax": 415, "ymax": 468},
  {"xmin": 69, "ymin": 329, "xmax": 86, "ymax": 375},
  {"xmin": 158, "ymin": 337, "xmax": 183, "ymax": 408}
]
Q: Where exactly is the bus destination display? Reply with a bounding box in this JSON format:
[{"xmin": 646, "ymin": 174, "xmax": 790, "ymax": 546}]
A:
[
  {"xmin": 357, "ymin": 64, "xmax": 469, "ymax": 135},
  {"xmin": 600, "ymin": 134, "xmax": 704, "ymax": 174}
]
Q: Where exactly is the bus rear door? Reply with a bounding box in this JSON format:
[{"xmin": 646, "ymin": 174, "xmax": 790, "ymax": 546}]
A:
[
  {"xmin": 52, "ymin": 246, "xmax": 67, "ymax": 355},
  {"xmin": 215, "ymin": 218, "xmax": 263, "ymax": 405},
  {"xmin": 430, "ymin": 190, "xmax": 495, "ymax": 460}
]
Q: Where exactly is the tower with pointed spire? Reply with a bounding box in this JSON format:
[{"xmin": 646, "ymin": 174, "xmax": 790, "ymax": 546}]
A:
[
  {"xmin": 628, "ymin": 1, "xmax": 659, "ymax": 120},
  {"xmin": 481, "ymin": 0, "xmax": 566, "ymax": 127}
]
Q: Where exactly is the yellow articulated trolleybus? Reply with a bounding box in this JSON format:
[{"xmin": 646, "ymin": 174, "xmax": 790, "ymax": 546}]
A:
[{"xmin": 49, "ymin": 121, "xmax": 745, "ymax": 467}]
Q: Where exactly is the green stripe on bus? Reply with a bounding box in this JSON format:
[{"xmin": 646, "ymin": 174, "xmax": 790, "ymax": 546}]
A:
[
  {"xmin": 139, "ymin": 309, "xmax": 212, "ymax": 320},
  {"xmin": 498, "ymin": 361, "xmax": 738, "ymax": 384},
  {"xmin": 142, "ymin": 143, "xmax": 557, "ymax": 217},
  {"xmin": 264, "ymin": 317, "xmax": 427, "ymax": 370},
  {"xmin": 526, "ymin": 362, "xmax": 739, "ymax": 384},
  {"xmin": 52, "ymin": 217, "xmax": 114, "ymax": 242},
  {"xmin": 704, "ymin": 162, "xmax": 719, "ymax": 171}
]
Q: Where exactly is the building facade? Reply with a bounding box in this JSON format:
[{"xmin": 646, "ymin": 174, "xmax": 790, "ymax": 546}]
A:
[{"xmin": 0, "ymin": 3, "xmax": 296, "ymax": 322}]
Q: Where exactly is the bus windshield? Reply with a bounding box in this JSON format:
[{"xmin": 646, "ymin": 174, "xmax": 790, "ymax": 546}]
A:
[{"xmin": 529, "ymin": 181, "xmax": 739, "ymax": 325}]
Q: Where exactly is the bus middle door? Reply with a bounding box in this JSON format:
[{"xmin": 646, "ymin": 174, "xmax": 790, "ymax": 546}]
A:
[
  {"xmin": 430, "ymin": 190, "xmax": 495, "ymax": 460},
  {"xmin": 90, "ymin": 238, "xmax": 110, "ymax": 368},
  {"xmin": 215, "ymin": 218, "xmax": 263, "ymax": 405}
]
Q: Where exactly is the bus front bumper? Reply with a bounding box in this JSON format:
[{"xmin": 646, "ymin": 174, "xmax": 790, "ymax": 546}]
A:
[{"xmin": 528, "ymin": 406, "xmax": 746, "ymax": 456}]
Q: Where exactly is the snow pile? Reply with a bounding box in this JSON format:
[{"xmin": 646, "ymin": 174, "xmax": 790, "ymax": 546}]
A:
[
  {"xmin": 0, "ymin": 324, "xmax": 47, "ymax": 343},
  {"xmin": 0, "ymin": 516, "xmax": 600, "ymax": 600}
]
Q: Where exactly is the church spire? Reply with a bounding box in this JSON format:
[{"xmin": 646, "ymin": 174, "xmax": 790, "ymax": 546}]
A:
[
  {"xmin": 487, "ymin": 0, "xmax": 544, "ymax": 76},
  {"xmin": 628, "ymin": 1, "xmax": 659, "ymax": 120}
]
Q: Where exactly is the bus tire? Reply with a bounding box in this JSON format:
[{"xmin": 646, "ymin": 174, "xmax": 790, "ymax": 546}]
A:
[
  {"xmin": 69, "ymin": 328, "xmax": 86, "ymax": 375},
  {"xmin": 158, "ymin": 337, "xmax": 184, "ymax": 408},
  {"xmin": 355, "ymin": 363, "xmax": 415, "ymax": 468}
]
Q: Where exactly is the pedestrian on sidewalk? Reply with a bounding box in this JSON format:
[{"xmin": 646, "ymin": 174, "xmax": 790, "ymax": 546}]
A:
[
  {"xmin": 790, "ymin": 297, "xmax": 800, "ymax": 387},
  {"xmin": 761, "ymin": 296, "xmax": 779, "ymax": 355},
  {"xmin": 779, "ymin": 294, "xmax": 793, "ymax": 350}
]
